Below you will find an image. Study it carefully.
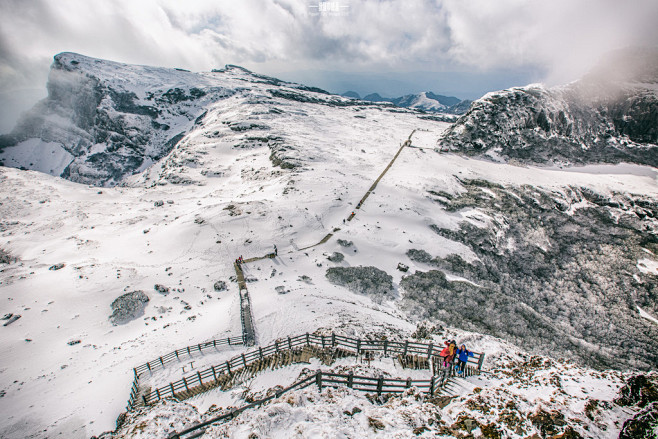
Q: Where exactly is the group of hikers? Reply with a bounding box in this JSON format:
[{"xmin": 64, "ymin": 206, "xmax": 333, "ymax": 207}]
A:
[{"xmin": 439, "ymin": 339, "xmax": 474, "ymax": 376}]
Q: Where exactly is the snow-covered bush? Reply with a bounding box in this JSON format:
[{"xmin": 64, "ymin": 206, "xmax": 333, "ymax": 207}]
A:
[{"xmin": 326, "ymin": 266, "xmax": 394, "ymax": 303}]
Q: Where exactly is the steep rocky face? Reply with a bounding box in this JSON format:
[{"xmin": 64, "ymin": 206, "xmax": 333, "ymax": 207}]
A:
[
  {"xmin": 0, "ymin": 53, "xmax": 237, "ymax": 186},
  {"xmin": 439, "ymin": 49, "xmax": 658, "ymax": 167}
]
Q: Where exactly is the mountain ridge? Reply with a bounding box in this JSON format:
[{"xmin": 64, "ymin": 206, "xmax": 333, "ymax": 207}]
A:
[{"xmin": 439, "ymin": 48, "xmax": 658, "ymax": 167}]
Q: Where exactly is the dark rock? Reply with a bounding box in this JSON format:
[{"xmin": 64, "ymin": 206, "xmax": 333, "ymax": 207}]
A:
[
  {"xmin": 619, "ymin": 401, "xmax": 658, "ymax": 439},
  {"xmin": 154, "ymin": 284, "xmax": 170, "ymax": 295},
  {"xmin": 213, "ymin": 281, "xmax": 227, "ymax": 292},
  {"xmin": 337, "ymin": 239, "xmax": 353, "ymax": 247},
  {"xmin": 0, "ymin": 248, "xmax": 14, "ymax": 264},
  {"xmin": 109, "ymin": 291, "xmax": 149, "ymax": 325},
  {"xmin": 327, "ymin": 252, "xmax": 344, "ymax": 262},
  {"xmin": 48, "ymin": 263, "xmax": 65, "ymax": 271},
  {"xmin": 154, "ymin": 200, "xmax": 164, "ymax": 207},
  {"xmin": 528, "ymin": 409, "xmax": 566, "ymax": 437},
  {"xmin": 615, "ymin": 375, "xmax": 658, "ymax": 408}
]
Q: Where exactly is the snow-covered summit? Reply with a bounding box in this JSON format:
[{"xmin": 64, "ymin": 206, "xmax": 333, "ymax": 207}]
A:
[
  {"xmin": 439, "ymin": 48, "xmax": 658, "ymax": 167},
  {"xmin": 0, "ymin": 53, "xmax": 383, "ymax": 187}
]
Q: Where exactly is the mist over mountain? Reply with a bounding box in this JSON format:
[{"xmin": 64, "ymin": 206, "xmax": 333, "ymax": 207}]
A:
[{"xmin": 439, "ymin": 48, "xmax": 658, "ymax": 167}]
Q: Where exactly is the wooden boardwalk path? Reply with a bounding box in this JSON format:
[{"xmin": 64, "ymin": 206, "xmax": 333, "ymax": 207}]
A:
[
  {"xmin": 234, "ymin": 262, "xmax": 256, "ymax": 345},
  {"xmin": 348, "ymin": 130, "xmax": 415, "ymax": 222}
]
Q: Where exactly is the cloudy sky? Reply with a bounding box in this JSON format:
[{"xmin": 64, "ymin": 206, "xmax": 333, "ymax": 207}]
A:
[{"xmin": 1, "ymin": 0, "xmax": 657, "ymax": 132}]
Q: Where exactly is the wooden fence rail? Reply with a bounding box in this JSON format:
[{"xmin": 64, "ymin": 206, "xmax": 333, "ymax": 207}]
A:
[
  {"xmin": 141, "ymin": 332, "xmax": 484, "ymax": 407},
  {"xmin": 126, "ymin": 335, "xmax": 244, "ymax": 410},
  {"xmin": 167, "ymin": 368, "xmax": 454, "ymax": 439}
]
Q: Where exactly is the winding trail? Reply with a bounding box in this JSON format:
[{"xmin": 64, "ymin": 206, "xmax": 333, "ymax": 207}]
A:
[{"xmin": 235, "ymin": 130, "xmax": 417, "ymax": 344}]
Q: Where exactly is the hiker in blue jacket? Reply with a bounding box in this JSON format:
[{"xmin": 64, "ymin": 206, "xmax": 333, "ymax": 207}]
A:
[{"xmin": 455, "ymin": 344, "xmax": 474, "ymax": 375}]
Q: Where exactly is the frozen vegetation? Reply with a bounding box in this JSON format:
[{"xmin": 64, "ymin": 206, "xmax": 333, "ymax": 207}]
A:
[{"xmin": 326, "ymin": 266, "xmax": 395, "ymax": 303}]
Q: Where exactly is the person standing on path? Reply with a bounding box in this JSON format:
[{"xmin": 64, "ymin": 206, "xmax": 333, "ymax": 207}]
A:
[{"xmin": 273, "ymin": 244, "xmax": 277, "ymax": 256}]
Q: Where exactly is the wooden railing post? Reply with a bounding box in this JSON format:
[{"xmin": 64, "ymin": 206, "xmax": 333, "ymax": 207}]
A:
[
  {"xmin": 316, "ymin": 372, "xmax": 322, "ymax": 391},
  {"xmin": 306, "ymin": 333, "xmax": 310, "ymax": 346},
  {"xmin": 376, "ymin": 376, "xmax": 383, "ymax": 395},
  {"xmin": 477, "ymin": 353, "xmax": 485, "ymax": 372},
  {"xmin": 403, "ymin": 340, "xmax": 408, "ymax": 356},
  {"xmin": 356, "ymin": 339, "xmax": 361, "ymax": 355},
  {"xmin": 242, "ymin": 354, "xmax": 247, "ymax": 367},
  {"xmin": 429, "ymin": 376, "xmax": 435, "ymax": 396},
  {"xmin": 406, "ymin": 377, "xmax": 411, "ymax": 388},
  {"xmin": 321, "ymin": 335, "xmax": 326, "ymax": 350},
  {"xmin": 384, "ymin": 340, "xmax": 388, "ymax": 356},
  {"xmin": 427, "ymin": 343, "xmax": 433, "ymax": 359},
  {"xmin": 331, "ymin": 333, "xmax": 336, "ymax": 346},
  {"xmin": 347, "ymin": 371, "xmax": 354, "ymax": 388},
  {"xmin": 225, "ymin": 361, "xmax": 231, "ymax": 374},
  {"xmin": 170, "ymin": 382, "xmax": 175, "ymax": 396},
  {"xmin": 288, "ymin": 336, "xmax": 292, "ymax": 350}
]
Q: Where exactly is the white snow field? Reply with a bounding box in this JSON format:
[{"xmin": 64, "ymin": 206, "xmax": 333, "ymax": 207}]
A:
[{"xmin": 1, "ymin": 56, "xmax": 657, "ymax": 438}]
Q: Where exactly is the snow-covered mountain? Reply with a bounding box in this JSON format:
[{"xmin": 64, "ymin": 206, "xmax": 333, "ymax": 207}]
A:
[
  {"xmin": 0, "ymin": 53, "xmax": 390, "ymax": 187},
  {"xmin": 0, "ymin": 52, "xmax": 657, "ymax": 438},
  {"xmin": 439, "ymin": 48, "xmax": 658, "ymax": 167},
  {"xmin": 347, "ymin": 91, "xmax": 468, "ymax": 114}
]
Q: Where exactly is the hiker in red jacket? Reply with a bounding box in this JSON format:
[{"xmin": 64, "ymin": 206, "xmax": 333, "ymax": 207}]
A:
[{"xmin": 440, "ymin": 340, "xmax": 457, "ymax": 368}]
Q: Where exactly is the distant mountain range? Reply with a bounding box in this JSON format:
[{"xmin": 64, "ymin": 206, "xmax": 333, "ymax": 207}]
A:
[{"xmin": 341, "ymin": 91, "xmax": 471, "ymax": 114}]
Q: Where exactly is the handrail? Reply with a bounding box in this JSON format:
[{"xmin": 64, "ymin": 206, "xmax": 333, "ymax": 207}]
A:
[
  {"xmin": 126, "ymin": 335, "xmax": 244, "ymax": 410},
  {"xmin": 141, "ymin": 332, "xmax": 484, "ymax": 406},
  {"xmin": 167, "ymin": 368, "xmax": 462, "ymax": 439}
]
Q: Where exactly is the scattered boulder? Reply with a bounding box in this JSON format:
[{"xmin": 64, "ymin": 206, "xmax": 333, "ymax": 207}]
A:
[
  {"xmin": 154, "ymin": 284, "xmax": 170, "ymax": 295},
  {"xmin": 337, "ymin": 239, "xmax": 353, "ymax": 247},
  {"xmin": 275, "ymin": 286, "xmax": 289, "ymax": 294},
  {"xmin": 325, "ymin": 266, "xmax": 395, "ymax": 303},
  {"xmin": 397, "ymin": 263, "xmax": 409, "ymax": 272},
  {"xmin": 327, "ymin": 252, "xmax": 344, "ymax": 262},
  {"xmin": 109, "ymin": 291, "xmax": 149, "ymax": 325},
  {"xmin": 2, "ymin": 314, "xmax": 21, "ymax": 326},
  {"xmin": 49, "ymin": 263, "xmax": 65, "ymax": 271},
  {"xmin": 154, "ymin": 200, "xmax": 164, "ymax": 207},
  {"xmin": 528, "ymin": 408, "xmax": 566, "ymax": 437},
  {"xmin": 213, "ymin": 281, "xmax": 227, "ymax": 292},
  {"xmin": 0, "ymin": 248, "xmax": 14, "ymax": 264}
]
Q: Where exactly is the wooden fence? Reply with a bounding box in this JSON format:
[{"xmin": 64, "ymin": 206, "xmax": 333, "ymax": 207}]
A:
[
  {"xmin": 126, "ymin": 335, "xmax": 244, "ymax": 410},
  {"xmin": 167, "ymin": 368, "xmax": 457, "ymax": 439},
  {"xmin": 140, "ymin": 333, "xmax": 484, "ymax": 407}
]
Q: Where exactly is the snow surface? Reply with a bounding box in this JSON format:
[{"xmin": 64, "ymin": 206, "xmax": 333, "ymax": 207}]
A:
[{"xmin": 1, "ymin": 56, "xmax": 657, "ymax": 438}]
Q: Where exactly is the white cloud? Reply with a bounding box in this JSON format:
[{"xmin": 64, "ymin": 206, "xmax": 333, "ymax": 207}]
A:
[{"xmin": 0, "ymin": 0, "xmax": 657, "ymax": 130}]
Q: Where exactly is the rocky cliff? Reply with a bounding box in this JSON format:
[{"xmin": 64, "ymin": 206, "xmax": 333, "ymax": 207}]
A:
[{"xmin": 439, "ymin": 48, "xmax": 658, "ymax": 167}]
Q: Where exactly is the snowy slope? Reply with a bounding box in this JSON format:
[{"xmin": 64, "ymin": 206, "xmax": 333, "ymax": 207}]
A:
[{"xmin": 0, "ymin": 54, "xmax": 657, "ymax": 438}]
